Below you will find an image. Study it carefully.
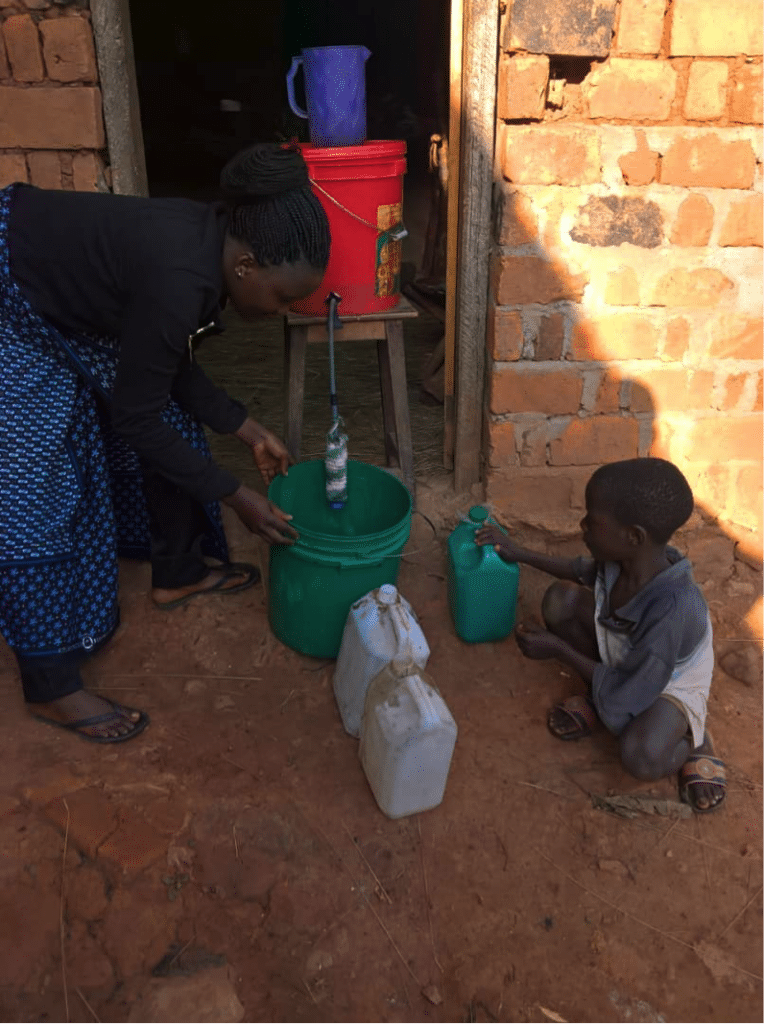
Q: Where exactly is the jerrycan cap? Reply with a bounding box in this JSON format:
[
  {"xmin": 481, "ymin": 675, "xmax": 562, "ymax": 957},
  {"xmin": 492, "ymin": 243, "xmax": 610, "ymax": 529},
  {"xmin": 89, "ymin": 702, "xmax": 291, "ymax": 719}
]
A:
[
  {"xmin": 377, "ymin": 584, "xmax": 398, "ymax": 604},
  {"xmin": 468, "ymin": 506, "xmax": 490, "ymax": 523}
]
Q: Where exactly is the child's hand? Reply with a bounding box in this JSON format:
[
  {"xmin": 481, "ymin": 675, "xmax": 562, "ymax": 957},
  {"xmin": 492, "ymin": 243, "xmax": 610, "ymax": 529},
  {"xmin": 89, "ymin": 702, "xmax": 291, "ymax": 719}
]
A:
[
  {"xmin": 515, "ymin": 621, "xmax": 562, "ymax": 660},
  {"xmin": 475, "ymin": 525, "xmax": 524, "ymax": 562}
]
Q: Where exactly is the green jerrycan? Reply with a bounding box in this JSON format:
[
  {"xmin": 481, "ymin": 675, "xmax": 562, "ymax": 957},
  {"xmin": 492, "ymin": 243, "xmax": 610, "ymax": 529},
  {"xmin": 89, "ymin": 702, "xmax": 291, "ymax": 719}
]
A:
[{"xmin": 447, "ymin": 506, "xmax": 519, "ymax": 643}]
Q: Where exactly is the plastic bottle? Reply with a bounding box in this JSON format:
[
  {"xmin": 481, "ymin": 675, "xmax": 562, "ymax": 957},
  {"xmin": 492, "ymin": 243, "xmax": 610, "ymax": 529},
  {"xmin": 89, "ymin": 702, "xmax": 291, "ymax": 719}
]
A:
[
  {"xmin": 333, "ymin": 584, "xmax": 430, "ymax": 737},
  {"xmin": 359, "ymin": 662, "xmax": 457, "ymax": 819},
  {"xmin": 447, "ymin": 506, "xmax": 520, "ymax": 643}
]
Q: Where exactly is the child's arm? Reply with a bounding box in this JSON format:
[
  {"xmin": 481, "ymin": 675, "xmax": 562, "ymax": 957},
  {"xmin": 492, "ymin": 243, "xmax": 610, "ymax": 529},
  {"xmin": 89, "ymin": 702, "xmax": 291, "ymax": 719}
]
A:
[
  {"xmin": 516, "ymin": 623, "xmax": 597, "ymax": 682},
  {"xmin": 475, "ymin": 525, "xmax": 585, "ymax": 581}
]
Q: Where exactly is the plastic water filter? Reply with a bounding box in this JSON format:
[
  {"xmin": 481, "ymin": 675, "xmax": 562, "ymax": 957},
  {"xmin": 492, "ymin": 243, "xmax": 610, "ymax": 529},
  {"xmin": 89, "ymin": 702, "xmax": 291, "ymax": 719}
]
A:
[
  {"xmin": 333, "ymin": 584, "xmax": 430, "ymax": 737},
  {"xmin": 324, "ymin": 292, "xmax": 348, "ymax": 509},
  {"xmin": 359, "ymin": 663, "xmax": 457, "ymax": 819}
]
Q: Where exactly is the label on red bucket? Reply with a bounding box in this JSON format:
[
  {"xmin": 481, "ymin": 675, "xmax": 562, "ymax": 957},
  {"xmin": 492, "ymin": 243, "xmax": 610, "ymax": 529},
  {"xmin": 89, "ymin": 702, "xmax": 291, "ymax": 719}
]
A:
[{"xmin": 375, "ymin": 203, "xmax": 402, "ymax": 298}]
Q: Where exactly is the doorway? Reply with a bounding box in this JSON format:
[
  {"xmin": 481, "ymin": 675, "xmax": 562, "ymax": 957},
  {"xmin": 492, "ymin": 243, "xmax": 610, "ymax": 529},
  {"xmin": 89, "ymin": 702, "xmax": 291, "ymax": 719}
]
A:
[{"xmin": 127, "ymin": 0, "xmax": 451, "ymax": 480}]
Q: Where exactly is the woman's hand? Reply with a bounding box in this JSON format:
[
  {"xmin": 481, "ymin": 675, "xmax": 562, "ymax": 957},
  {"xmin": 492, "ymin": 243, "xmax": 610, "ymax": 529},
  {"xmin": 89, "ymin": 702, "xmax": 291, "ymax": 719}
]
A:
[
  {"xmin": 515, "ymin": 621, "xmax": 562, "ymax": 660},
  {"xmin": 223, "ymin": 485, "xmax": 298, "ymax": 545},
  {"xmin": 234, "ymin": 418, "xmax": 291, "ymax": 486},
  {"xmin": 475, "ymin": 525, "xmax": 525, "ymax": 563},
  {"xmin": 251, "ymin": 431, "xmax": 290, "ymax": 486}
]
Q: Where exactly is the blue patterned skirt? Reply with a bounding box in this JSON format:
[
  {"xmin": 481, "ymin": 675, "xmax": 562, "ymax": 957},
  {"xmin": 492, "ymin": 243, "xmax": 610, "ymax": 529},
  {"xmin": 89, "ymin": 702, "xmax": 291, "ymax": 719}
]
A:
[{"xmin": 0, "ymin": 184, "xmax": 227, "ymax": 661}]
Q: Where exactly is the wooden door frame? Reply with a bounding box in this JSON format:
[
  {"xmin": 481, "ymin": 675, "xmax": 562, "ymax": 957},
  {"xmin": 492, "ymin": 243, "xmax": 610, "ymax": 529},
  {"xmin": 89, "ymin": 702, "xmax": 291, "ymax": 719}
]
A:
[
  {"xmin": 91, "ymin": 0, "xmax": 148, "ymax": 197},
  {"xmin": 444, "ymin": 0, "xmax": 498, "ymax": 492},
  {"xmin": 96, "ymin": 0, "xmax": 497, "ymax": 492}
]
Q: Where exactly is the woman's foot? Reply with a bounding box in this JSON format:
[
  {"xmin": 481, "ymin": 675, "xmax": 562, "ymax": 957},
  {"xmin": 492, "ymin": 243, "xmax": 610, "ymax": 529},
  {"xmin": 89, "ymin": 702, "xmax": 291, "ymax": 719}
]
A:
[
  {"xmin": 547, "ymin": 695, "xmax": 598, "ymax": 740},
  {"xmin": 30, "ymin": 690, "xmax": 148, "ymax": 742},
  {"xmin": 152, "ymin": 562, "xmax": 260, "ymax": 610},
  {"xmin": 679, "ymin": 733, "xmax": 726, "ymax": 813}
]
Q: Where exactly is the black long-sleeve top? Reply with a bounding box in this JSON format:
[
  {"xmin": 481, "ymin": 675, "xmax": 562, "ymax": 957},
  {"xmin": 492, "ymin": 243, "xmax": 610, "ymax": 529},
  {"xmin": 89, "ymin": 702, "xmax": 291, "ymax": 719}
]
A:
[{"xmin": 8, "ymin": 184, "xmax": 248, "ymax": 503}]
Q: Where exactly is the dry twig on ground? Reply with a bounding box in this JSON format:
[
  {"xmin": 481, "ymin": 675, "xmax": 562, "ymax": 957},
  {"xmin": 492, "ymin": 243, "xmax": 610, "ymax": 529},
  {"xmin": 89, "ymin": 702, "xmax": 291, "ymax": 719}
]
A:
[
  {"xmin": 59, "ymin": 800, "xmax": 70, "ymax": 1024},
  {"xmin": 302, "ymin": 811, "xmax": 424, "ymax": 989},
  {"xmin": 718, "ymin": 885, "xmax": 763, "ymax": 941},
  {"xmin": 418, "ymin": 817, "xmax": 444, "ymax": 973},
  {"xmin": 536, "ymin": 846, "xmax": 762, "ymax": 983},
  {"xmin": 75, "ymin": 987, "xmax": 101, "ymax": 1024},
  {"xmin": 343, "ymin": 823, "xmax": 393, "ymax": 904}
]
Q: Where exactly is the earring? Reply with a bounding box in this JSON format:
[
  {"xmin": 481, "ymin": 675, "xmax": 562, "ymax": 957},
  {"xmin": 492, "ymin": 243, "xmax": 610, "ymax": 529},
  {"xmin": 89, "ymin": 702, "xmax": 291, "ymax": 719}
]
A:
[{"xmin": 236, "ymin": 268, "xmax": 244, "ymax": 279}]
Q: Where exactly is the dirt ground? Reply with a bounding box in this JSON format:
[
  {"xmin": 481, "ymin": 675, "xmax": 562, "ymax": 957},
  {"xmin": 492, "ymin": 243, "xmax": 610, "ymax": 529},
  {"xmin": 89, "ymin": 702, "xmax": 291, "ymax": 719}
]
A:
[
  {"xmin": 1, "ymin": 306, "xmax": 762, "ymax": 1023},
  {"xmin": 0, "ymin": 472, "xmax": 762, "ymax": 1022}
]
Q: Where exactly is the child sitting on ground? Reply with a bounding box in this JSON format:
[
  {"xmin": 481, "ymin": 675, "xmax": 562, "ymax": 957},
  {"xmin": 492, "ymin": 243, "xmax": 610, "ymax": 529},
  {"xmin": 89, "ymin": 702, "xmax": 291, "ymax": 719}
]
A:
[{"xmin": 476, "ymin": 457, "xmax": 725, "ymax": 814}]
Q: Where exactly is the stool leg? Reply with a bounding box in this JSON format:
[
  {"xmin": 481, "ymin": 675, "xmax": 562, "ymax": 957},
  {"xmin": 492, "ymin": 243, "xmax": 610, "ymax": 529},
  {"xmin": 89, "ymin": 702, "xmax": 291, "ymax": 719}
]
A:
[
  {"xmin": 284, "ymin": 324, "xmax": 308, "ymax": 463},
  {"xmin": 378, "ymin": 321, "xmax": 415, "ymax": 498},
  {"xmin": 377, "ymin": 336, "xmax": 399, "ymax": 468}
]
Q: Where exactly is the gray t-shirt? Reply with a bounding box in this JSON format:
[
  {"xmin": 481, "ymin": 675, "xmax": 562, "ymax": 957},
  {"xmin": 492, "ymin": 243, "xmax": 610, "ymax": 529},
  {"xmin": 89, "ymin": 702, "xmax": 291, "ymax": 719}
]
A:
[{"xmin": 572, "ymin": 547, "xmax": 711, "ymax": 735}]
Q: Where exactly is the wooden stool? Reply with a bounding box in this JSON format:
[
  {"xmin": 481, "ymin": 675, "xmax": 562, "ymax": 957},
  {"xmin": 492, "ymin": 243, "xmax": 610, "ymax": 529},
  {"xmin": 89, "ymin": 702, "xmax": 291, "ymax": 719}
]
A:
[{"xmin": 284, "ymin": 297, "xmax": 418, "ymax": 497}]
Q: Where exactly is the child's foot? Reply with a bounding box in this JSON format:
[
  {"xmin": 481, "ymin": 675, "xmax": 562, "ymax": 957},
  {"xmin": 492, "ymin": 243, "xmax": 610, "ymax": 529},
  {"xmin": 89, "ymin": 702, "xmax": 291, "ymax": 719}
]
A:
[
  {"xmin": 547, "ymin": 695, "xmax": 598, "ymax": 740},
  {"xmin": 679, "ymin": 733, "xmax": 726, "ymax": 814}
]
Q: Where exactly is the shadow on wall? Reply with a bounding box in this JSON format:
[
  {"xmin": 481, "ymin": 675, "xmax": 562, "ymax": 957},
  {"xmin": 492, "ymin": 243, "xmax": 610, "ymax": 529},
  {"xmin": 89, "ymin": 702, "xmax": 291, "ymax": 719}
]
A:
[{"xmin": 481, "ymin": 162, "xmax": 763, "ymax": 696}]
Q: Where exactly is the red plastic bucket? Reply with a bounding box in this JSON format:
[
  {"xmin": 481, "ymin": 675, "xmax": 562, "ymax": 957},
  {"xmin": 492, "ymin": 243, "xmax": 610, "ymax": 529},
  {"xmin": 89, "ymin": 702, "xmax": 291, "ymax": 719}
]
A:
[{"xmin": 292, "ymin": 140, "xmax": 407, "ymax": 317}]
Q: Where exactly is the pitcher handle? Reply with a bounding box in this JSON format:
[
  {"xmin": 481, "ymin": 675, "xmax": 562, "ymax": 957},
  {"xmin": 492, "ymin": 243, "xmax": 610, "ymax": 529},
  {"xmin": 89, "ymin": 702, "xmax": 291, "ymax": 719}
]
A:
[{"xmin": 286, "ymin": 56, "xmax": 308, "ymax": 119}]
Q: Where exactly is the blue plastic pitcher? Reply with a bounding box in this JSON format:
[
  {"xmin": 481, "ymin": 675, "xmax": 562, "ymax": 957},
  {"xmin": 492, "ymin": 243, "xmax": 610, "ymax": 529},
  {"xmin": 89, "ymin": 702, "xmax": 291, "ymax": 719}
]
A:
[{"xmin": 286, "ymin": 45, "xmax": 371, "ymax": 148}]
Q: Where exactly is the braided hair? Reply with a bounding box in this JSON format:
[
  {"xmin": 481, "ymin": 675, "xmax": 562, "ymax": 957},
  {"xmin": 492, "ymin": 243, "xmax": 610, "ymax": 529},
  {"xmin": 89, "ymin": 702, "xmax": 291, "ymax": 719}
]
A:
[
  {"xmin": 220, "ymin": 143, "xmax": 330, "ymax": 270},
  {"xmin": 587, "ymin": 458, "xmax": 694, "ymax": 544}
]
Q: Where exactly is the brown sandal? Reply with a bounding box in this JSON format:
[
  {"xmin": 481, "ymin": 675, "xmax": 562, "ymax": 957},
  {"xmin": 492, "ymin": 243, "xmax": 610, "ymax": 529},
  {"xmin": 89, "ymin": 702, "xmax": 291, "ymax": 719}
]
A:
[{"xmin": 547, "ymin": 695, "xmax": 598, "ymax": 741}]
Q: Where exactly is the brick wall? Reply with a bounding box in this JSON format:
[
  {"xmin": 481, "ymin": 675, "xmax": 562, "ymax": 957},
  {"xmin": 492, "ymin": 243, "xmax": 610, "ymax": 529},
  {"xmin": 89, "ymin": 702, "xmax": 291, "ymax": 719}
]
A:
[
  {"xmin": 0, "ymin": 0, "xmax": 108, "ymax": 192},
  {"xmin": 488, "ymin": 0, "xmax": 763, "ymax": 564}
]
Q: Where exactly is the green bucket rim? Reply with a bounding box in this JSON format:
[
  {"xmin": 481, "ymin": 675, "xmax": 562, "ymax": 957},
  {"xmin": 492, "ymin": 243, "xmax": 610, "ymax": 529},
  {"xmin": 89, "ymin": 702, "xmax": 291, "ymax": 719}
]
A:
[{"xmin": 268, "ymin": 459, "xmax": 412, "ymax": 550}]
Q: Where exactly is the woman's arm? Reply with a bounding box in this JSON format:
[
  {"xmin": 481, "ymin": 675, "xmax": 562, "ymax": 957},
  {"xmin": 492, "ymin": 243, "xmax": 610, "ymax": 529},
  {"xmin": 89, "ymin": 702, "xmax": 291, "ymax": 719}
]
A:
[
  {"xmin": 222, "ymin": 485, "xmax": 298, "ymax": 544},
  {"xmin": 171, "ymin": 345, "xmax": 291, "ymax": 487},
  {"xmin": 233, "ymin": 417, "xmax": 291, "ymax": 485},
  {"xmin": 170, "ymin": 354, "xmax": 248, "ymax": 436},
  {"xmin": 112, "ymin": 296, "xmax": 295, "ymax": 543},
  {"xmin": 111, "ymin": 301, "xmax": 241, "ymax": 504}
]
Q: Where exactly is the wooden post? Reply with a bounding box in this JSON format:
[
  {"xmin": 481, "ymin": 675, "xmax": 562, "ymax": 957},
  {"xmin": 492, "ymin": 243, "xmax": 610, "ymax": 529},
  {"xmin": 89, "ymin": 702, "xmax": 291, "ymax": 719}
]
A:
[
  {"xmin": 90, "ymin": 0, "xmax": 148, "ymax": 197},
  {"xmin": 443, "ymin": 0, "xmax": 464, "ymax": 470},
  {"xmin": 452, "ymin": 0, "xmax": 498, "ymax": 492}
]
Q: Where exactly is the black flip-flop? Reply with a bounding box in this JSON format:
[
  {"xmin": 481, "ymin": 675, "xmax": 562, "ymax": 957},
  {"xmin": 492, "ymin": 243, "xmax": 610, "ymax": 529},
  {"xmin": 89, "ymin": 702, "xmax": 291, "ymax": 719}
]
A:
[
  {"xmin": 679, "ymin": 752, "xmax": 727, "ymax": 814},
  {"xmin": 153, "ymin": 561, "xmax": 261, "ymax": 611},
  {"xmin": 32, "ymin": 699, "xmax": 150, "ymax": 744}
]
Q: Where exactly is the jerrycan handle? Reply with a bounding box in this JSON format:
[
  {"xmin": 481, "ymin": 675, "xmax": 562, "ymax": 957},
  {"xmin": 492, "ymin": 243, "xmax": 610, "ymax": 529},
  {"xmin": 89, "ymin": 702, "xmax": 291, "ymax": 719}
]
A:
[
  {"xmin": 465, "ymin": 506, "xmax": 505, "ymax": 563},
  {"xmin": 479, "ymin": 517, "xmax": 504, "ymax": 562},
  {"xmin": 479, "ymin": 541, "xmax": 504, "ymax": 565},
  {"xmin": 286, "ymin": 56, "xmax": 308, "ymax": 119},
  {"xmin": 410, "ymin": 676, "xmax": 440, "ymax": 730},
  {"xmin": 388, "ymin": 601, "xmax": 415, "ymax": 660}
]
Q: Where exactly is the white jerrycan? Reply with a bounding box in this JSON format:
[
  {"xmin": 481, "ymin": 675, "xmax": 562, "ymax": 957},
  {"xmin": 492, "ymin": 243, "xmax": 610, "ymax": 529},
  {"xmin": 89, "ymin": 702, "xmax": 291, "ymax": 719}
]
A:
[
  {"xmin": 359, "ymin": 662, "xmax": 457, "ymax": 820},
  {"xmin": 333, "ymin": 584, "xmax": 430, "ymax": 738}
]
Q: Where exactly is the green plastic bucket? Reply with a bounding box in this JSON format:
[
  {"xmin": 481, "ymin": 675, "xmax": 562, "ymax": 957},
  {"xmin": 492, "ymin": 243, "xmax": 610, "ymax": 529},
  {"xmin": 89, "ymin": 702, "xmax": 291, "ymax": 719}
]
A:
[{"xmin": 267, "ymin": 460, "xmax": 412, "ymax": 658}]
